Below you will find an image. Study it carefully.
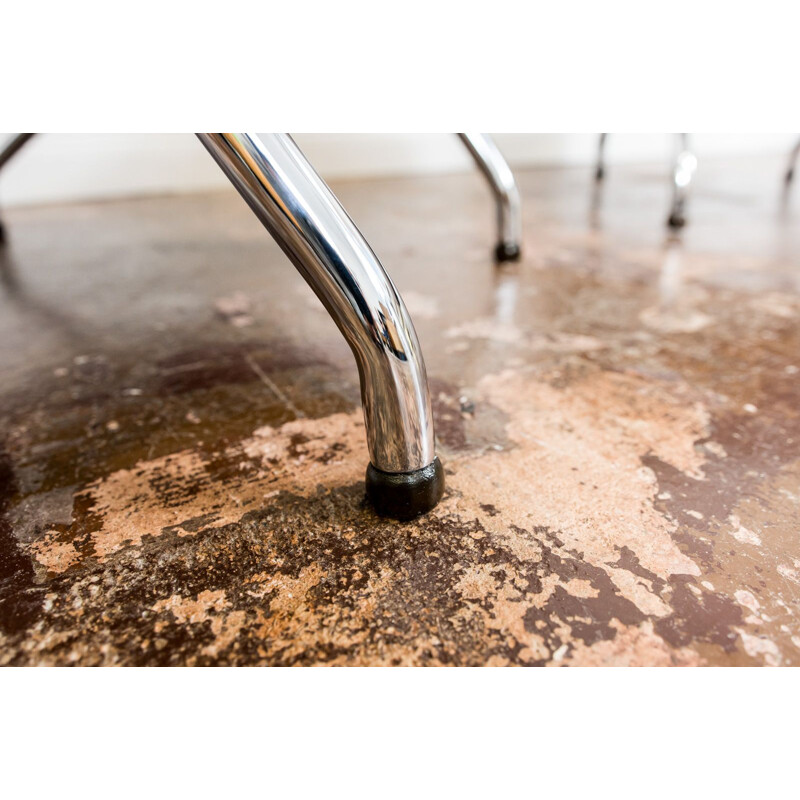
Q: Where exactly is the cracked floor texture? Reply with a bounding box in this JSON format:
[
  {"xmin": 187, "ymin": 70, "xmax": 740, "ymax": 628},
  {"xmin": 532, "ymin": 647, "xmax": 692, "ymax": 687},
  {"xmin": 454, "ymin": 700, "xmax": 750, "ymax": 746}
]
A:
[{"xmin": 1, "ymin": 153, "xmax": 799, "ymax": 666}]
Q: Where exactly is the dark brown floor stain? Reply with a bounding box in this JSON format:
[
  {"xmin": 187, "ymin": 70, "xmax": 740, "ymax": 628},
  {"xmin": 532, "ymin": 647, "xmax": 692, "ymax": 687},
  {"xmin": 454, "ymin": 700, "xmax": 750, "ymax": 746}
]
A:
[{"xmin": 0, "ymin": 449, "xmax": 44, "ymax": 634}]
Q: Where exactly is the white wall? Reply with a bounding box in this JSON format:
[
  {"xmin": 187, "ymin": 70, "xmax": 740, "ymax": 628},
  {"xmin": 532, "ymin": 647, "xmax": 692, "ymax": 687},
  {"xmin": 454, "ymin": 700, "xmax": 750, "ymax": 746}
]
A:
[{"xmin": 0, "ymin": 133, "xmax": 794, "ymax": 207}]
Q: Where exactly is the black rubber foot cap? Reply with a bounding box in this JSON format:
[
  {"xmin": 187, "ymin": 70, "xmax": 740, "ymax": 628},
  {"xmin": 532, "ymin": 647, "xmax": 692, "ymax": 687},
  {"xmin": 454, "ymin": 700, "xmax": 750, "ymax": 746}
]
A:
[
  {"xmin": 495, "ymin": 242, "xmax": 521, "ymax": 263},
  {"xmin": 0, "ymin": 220, "xmax": 5, "ymax": 245},
  {"xmin": 366, "ymin": 457, "xmax": 445, "ymax": 520},
  {"xmin": 667, "ymin": 212, "xmax": 686, "ymax": 229}
]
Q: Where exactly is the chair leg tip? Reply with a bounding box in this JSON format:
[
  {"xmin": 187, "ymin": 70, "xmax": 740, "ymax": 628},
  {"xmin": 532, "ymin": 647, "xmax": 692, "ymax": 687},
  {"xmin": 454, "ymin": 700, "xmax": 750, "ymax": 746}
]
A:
[
  {"xmin": 667, "ymin": 212, "xmax": 686, "ymax": 229},
  {"xmin": 366, "ymin": 457, "xmax": 445, "ymax": 520},
  {"xmin": 495, "ymin": 242, "xmax": 521, "ymax": 263}
]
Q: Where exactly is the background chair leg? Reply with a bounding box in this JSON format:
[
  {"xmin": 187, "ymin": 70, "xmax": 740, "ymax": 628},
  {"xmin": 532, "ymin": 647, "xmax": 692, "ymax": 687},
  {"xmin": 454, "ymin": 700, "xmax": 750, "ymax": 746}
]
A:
[
  {"xmin": 667, "ymin": 133, "xmax": 696, "ymax": 229},
  {"xmin": 785, "ymin": 137, "xmax": 800, "ymax": 185},
  {"xmin": 595, "ymin": 133, "xmax": 608, "ymax": 181},
  {"xmin": 198, "ymin": 133, "xmax": 443, "ymax": 519},
  {"xmin": 0, "ymin": 133, "xmax": 36, "ymax": 244},
  {"xmin": 0, "ymin": 133, "xmax": 35, "ymax": 172},
  {"xmin": 457, "ymin": 133, "xmax": 522, "ymax": 262}
]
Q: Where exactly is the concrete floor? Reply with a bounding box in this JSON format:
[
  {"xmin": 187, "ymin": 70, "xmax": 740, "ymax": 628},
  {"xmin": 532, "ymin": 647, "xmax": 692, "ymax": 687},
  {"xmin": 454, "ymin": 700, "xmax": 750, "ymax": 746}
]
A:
[{"xmin": 1, "ymin": 156, "xmax": 799, "ymax": 666}]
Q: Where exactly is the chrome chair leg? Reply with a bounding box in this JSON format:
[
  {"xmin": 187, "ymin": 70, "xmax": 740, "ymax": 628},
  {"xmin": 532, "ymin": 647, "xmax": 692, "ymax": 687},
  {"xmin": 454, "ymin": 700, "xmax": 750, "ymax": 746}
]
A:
[
  {"xmin": 198, "ymin": 133, "xmax": 443, "ymax": 519},
  {"xmin": 0, "ymin": 133, "xmax": 36, "ymax": 243},
  {"xmin": 667, "ymin": 133, "xmax": 696, "ymax": 229},
  {"xmin": 595, "ymin": 133, "xmax": 608, "ymax": 181},
  {"xmin": 593, "ymin": 133, "xmax": 697, "ymax": 229},
  {"xmin": 0, "ymin": 133, "xmax": 35, "ymax": 172},
  {"xmin": 785, "ymin": 137, "xmax": 800, "ymax": 185},
  {"xmin": 457, "ymin": 133, "xmax": 522, "ymax": 262}
]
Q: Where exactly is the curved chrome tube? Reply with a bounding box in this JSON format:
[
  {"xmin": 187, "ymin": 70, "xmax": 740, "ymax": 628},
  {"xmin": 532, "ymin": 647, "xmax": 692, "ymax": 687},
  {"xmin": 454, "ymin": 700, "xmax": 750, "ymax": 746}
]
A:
[
  {"xmin": 457, "ymin": 133, "xmax": 522, "ymax": 261},
  {"xmin": 198, "ymin": 133, "xmax": 436, "ymax": 476}
]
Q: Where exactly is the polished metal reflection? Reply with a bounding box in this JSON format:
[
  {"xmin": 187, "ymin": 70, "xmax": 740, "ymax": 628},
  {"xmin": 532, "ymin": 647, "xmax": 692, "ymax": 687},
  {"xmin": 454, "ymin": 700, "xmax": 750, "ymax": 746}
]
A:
[
  {"xmin": 457, "ymin": 133, "xmax": 522, "ymax": 255},
  {"xmin": 198, "ymin": 133, "xmax": 435, "ymax": 474}
]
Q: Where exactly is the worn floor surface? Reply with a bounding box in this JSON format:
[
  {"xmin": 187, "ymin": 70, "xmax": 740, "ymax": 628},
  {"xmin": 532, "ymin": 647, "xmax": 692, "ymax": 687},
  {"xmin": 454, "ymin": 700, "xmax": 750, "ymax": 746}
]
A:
[{"xmin": 1, "ymin": 155, "xmax": 799, "ymax": 666}]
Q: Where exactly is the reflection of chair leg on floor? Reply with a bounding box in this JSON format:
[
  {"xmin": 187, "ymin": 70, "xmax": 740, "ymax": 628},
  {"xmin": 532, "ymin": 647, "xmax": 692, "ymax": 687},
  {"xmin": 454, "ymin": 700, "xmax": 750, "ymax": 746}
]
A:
[
  {"xmin": 457, "ymin": 133, "xmax": 522, "ymax": 262},
  {"xmin": 593, "ymin": 133, "xmax": 696, "ymax": 229},
  {"xmin": 0, "ymin": 133, "xmax": 36, "ymax": 243},
  {"xmin": 199, "ymin": 134, "xmax": 443, "ymax": 519}
]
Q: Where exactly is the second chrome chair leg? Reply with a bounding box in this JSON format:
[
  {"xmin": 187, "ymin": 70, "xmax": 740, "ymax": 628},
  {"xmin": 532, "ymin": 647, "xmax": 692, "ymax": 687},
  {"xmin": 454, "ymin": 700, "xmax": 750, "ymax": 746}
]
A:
[
  {"xmin": 667, "ymin": 134, "xmax": 696, "ymax": 229},
  {"xmin": 198, "ymin": 133, "xmax": 444, "ymax": 519},
  {"xmin": 457, "ymin": 133, "xmax": 522, "ymax": 262}
]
